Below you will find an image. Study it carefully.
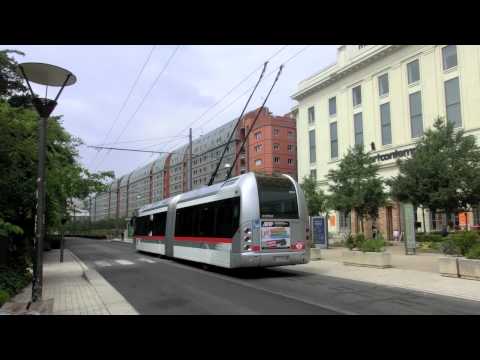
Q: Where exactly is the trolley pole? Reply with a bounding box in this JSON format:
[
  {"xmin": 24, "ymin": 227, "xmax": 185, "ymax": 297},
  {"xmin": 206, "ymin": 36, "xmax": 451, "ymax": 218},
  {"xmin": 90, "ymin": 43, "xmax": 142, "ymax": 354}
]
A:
[{"xmin": 189, "ymin": 128, "xmax": 193, "ymax": 191}]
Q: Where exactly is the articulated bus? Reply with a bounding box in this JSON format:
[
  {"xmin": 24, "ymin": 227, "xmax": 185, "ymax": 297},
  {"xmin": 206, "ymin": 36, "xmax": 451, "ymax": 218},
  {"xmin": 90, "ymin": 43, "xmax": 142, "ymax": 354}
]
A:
[{"xmin": 131, "ymin": 172, "xmax": 310, "ymax": 268}]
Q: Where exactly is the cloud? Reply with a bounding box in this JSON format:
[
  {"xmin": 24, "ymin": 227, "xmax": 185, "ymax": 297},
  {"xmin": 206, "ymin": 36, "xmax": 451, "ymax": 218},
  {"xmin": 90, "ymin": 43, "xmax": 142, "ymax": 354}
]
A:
[{"xmin": 2, "ymin": 44, "xmax": 337, "ymax": 178}]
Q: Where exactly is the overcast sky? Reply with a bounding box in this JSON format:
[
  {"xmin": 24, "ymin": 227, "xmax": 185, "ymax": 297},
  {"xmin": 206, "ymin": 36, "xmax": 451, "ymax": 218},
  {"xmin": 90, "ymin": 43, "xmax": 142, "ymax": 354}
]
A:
[{"xmin": 5, "ymin": 45, "xmax": 337, "ymax": 178}]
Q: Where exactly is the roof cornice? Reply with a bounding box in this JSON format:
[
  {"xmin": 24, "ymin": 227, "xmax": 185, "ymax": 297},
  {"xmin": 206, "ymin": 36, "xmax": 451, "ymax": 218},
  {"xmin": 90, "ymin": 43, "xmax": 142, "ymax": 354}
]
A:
[{"xmin": 291, "ymin": 45, "xmax": 405, "ymax": 101}]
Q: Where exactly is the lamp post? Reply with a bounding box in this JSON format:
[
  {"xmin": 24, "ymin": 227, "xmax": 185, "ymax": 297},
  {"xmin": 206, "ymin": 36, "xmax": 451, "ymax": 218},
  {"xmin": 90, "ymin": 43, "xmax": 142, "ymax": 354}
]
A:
[{"xmin": 17, "ymin": 62, "xmax": 77, "ymax": 303}]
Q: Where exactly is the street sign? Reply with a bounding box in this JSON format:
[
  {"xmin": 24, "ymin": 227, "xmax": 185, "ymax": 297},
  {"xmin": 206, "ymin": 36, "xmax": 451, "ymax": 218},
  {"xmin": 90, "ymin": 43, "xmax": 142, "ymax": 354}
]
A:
[
  {"xmin": 401, "ymin": 203, "xmax": 416, "ymax": 255},
  {"xmin": 311, "ymin": 216, "xmax": 328, "ymax": 249}
]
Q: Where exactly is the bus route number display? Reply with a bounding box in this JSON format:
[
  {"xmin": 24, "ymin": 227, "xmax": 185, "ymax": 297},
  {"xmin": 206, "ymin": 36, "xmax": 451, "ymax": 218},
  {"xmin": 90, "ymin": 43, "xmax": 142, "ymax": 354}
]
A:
[{"xmin": 261, "ymin": 221, "xmax": 291, "ymax": 249}]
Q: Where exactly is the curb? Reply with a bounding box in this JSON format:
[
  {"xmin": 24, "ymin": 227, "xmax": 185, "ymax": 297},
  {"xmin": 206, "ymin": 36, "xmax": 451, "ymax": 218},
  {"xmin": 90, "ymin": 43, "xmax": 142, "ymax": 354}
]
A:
[
  {"xmin": 110, "ymin": 239, "xmax": 134, "ymax": 244},
  {"xmin": 69, "ymin": 250, "xmax": 139, "ymax": 315}
]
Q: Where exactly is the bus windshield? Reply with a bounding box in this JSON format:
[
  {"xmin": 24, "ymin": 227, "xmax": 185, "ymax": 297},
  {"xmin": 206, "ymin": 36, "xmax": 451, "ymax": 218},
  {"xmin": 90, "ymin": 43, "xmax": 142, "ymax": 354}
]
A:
[{"xmin": 256, "ymin": 175, "xmax": 299, "ymax": 219}]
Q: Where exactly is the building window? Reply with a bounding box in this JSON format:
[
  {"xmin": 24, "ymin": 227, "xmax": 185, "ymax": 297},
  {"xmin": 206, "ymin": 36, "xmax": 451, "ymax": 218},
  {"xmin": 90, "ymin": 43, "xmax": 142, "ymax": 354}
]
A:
[
  {"xmin": 254, "ymin": 144, "xmax": 263, "ymax": 152},
  {"xmin": 407, "ymin": 59, "xmax": 420, "ymax": 84},
  {"xmin": 352, "ymin": 85, "xmax": 362, "ymax": 107},
  {"xmin": 254, "ymin": 131, "xmax": 262, "ymax": 140},
  {"xmin": 273, "ymin": 128, "xmax": 280, "ymax": 136},
  {"xmin": 288, "ymin": 158, "xmax": 293, "ymax": 165},
  {"xmin": 308, "ymin": 106, "xmax": 315, "ymax": 124},
  {"xmin": 444, "ymin": 77, "xmax": 462, "ymax": 128},
  {"xmin": 329, "ymin": 122, "xmax": 338, "ymax": 159},
  {"xmin": 273, "ymin": 143, "xmax": 280, "ymax": 151},
  {"xmin": 288, "ymin": 144, "xmax": 293, "ymax": 152},
  {"xmin": 380, "ymin": 102, "xmax": 392, "ymax": 145},
  {"xmin": 329, "ymin": 96, "xmax": 336, "ymax": 116},
  {"xmin": 288, "ymin": 130, "xmax": 294, "ymax": 138},
  {"xmin": 442, "ymin": 45, "xmax": 458, "ymax": 71},
  {"xmin": 274, "ymin": 156, "xmax": 280, "ymax": 164},
  {"xmin": 255, "ymin": 159, "xmax": 262, "ymax": 166},
  {"xmin": 339, "ymin": 211, "xmax": 350, "ymax": 230},
  {"xmin": 409, "ymin": 91, "xmax": 423, "ymax": 138},
  {"xmin": 378, "ymin": 73, "xmax": 389, "ymax": 97},
  {"xmin": 354, "ymin": 113, "xmax": 363, "ymax": 146},
  {"xmin": 309, "ymin": 129, "xmax": 316, "ymax": 163},
  {"xmin": 310, "ymin": 169, "xmax": 317, "ymax": 180}
]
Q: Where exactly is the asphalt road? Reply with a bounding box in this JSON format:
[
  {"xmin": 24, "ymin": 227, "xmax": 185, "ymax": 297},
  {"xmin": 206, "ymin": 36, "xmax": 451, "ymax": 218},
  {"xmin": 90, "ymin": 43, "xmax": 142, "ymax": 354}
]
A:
[{"xmin": 67, "ymin": 237, "xmax": 480, "ymax": 315}]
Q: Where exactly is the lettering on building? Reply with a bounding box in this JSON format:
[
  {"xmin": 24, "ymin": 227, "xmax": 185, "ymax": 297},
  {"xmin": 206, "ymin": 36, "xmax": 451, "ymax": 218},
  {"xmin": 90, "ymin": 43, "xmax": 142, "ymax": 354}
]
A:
[{"xmin": 372, "ymin": 148, "xmax": 416, "ymax": 162}]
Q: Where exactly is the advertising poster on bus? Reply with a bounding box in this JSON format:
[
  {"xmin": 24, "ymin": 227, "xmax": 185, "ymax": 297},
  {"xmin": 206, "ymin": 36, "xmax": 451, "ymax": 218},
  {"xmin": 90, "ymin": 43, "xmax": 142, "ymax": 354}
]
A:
[{"xmin": 261, "ymin": 221, "xmax": 291, "ymax": 249}]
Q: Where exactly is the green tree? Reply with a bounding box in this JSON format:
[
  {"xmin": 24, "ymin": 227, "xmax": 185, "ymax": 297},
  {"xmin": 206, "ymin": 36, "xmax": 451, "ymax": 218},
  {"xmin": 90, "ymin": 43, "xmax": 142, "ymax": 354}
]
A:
[
  {"xmin": 300, "ymin": 175, "xmax": 328, "ymax": 216},
  {"xmin": 389, "ymin": 118, "xmax": 480, "ymax": 228},
  {"xmin": 0, "ymin": 50, "xmax": 32, "ymax": 108},
  {"xmin": 0, "ymin": 49, "xmax": 114, "ymax": 237},
  {"xmin": 327, "ymin": 145, "xmax": 387, "ymax": 233}
]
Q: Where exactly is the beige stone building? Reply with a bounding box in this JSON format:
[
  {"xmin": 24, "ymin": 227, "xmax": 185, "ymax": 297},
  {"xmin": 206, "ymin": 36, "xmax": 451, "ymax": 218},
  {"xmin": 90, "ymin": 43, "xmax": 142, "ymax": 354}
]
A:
[{"xmin": 292, "ymin": 45, "xmax": 480, "ymax": 240}]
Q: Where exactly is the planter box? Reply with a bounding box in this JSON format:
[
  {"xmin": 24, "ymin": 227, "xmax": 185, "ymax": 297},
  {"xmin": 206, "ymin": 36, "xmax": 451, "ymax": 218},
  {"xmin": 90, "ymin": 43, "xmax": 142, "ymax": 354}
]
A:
[
  {"xmin": 438, "ymin": 257, "xmax": 459, "ymax": 278},
  {"xmin": 310, "ymin": 248, "xmax": 322, "ymax": 261},
  {"xmin": 458, "ymin": 258, "xmax": 480, "ymax": 280},
  {"xmin": 342, "ymin": 251, "xmax": 392, "ymax": 268}
]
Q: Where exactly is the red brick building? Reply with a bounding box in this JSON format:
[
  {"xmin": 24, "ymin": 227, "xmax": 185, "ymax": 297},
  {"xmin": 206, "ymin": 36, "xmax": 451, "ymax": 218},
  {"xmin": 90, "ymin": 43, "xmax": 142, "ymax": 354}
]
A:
[{"xmin": 240, "ymin": 107, "xmax": 297, "ymax": 180}]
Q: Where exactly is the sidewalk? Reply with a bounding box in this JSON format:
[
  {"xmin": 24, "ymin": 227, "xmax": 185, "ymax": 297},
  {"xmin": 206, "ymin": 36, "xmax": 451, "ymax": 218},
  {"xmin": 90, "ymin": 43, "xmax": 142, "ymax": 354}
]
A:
[
  {"xmin": 294, "ymin": 245, "xmax": 480, "ymax": 303},
  {"xmin": 1, "ymin": 249, "xmax": 138, "ymax": 315}
]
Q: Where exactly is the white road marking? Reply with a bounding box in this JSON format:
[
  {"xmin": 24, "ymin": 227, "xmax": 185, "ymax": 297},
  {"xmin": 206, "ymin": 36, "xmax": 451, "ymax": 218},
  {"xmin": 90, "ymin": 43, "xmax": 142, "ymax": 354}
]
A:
[
  {"xmin": 94, "ymin": 260, "xmax": 112, "ymax": 267},
  {"xmin": 137, "ymin": 258, "xmax": 156, "ymax": 264},
  {"xmin": 114, "ymin": 259, "xmax": 135, "ymax": 265}
]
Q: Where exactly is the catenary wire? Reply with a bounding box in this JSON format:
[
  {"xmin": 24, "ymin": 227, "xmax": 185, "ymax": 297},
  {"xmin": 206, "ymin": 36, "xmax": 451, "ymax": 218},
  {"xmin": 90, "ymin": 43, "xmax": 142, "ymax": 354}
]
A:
[
  {"xmin": 88, "ymin": 45, "xmax": 157, "ymax": 169},
  {"xmin": 94, "ymin": 45, "xmax": 181, "ymax": 171}
]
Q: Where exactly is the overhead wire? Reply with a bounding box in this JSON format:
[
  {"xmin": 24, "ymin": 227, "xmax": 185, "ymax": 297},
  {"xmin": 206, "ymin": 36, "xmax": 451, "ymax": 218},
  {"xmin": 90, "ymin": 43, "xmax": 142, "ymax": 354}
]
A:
[
  {"xmin": 155, "ymin": 45, "xmax": 290, "ymax": 153},
  {"xmin": 92, "ymin": 134, "xmax": 188, "ymax": 147},
  {"xmin": 88, "ymin": 45, "xmax": 157, "ymax": 169},
  {"xmin": 163, "ymin": 45, "xmax": 312, "ymax": 155},
  {"xmin": 94, "ymin": 45, "xmax": 181, "ymax": 171}
]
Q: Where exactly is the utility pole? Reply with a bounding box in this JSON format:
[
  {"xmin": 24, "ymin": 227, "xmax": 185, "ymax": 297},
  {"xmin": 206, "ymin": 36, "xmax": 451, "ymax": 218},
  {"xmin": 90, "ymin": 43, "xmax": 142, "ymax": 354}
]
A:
[
  {"xmin": 189, "ymin": 128, "xmax": 193, "ymax": 191},
  {"xmin": 115, "ymin": 186, "xmax": 119, "ymax": 239}
]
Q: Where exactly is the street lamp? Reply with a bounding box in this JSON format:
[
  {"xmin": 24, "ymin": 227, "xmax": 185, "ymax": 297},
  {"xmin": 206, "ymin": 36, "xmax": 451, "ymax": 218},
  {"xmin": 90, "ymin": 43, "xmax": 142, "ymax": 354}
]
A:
[{"xmin": 17, "ymin": 62, "xmax": 77, "ymax": 303}]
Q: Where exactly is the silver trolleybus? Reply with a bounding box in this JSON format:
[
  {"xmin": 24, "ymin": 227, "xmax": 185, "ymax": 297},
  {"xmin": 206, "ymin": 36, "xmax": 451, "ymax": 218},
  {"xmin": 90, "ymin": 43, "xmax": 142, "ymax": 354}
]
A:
[{"xmin": 132, "ymin": 172, "xmax": 310, "ymax": 268}]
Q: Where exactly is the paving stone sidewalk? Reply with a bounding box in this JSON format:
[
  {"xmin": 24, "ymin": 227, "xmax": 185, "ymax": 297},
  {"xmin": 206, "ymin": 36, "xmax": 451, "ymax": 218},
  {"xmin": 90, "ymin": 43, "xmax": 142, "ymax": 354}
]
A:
[{"xmin": 1, "ymin": 249, "xmax": 138, "ymax": 315}]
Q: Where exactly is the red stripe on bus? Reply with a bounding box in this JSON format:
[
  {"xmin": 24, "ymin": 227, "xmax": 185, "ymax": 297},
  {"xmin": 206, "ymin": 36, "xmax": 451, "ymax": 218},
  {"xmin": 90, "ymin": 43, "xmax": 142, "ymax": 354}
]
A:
[{"xmin": 174, "ymin": 236, "xmax": 232, "ymax": 244}]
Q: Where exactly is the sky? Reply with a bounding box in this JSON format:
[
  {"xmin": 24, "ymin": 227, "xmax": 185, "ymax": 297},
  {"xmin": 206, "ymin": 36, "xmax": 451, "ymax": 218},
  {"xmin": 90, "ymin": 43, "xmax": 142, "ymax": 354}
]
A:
[{"xmin": 4, "ymin": 45, "xmax": 337, "ymax": 179}]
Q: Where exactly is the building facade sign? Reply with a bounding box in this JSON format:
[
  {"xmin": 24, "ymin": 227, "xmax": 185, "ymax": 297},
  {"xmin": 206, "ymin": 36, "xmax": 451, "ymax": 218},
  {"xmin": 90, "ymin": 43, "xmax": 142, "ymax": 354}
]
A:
[{"xmin": 372, "ymin": 147, "xmax": 416, "ymax": 163}]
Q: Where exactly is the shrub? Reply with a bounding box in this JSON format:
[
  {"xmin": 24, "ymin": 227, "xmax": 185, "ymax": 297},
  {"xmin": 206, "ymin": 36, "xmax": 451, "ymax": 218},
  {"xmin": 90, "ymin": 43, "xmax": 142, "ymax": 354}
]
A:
[
  {"xmin": 0, "ymin": 289, "xmax": 9, "ymax": 306},
  {"xmin": 345, "ymin": 234, "xmax": 355, "ymax": 250},
  {"xmin": 0, "ymin": 265, "xmax": 32, "ymax": 298},
  {"xmin": 418, "ymin": 241, "xmax": 440, "ymax": 251},
  {"xmin": 354, "ymin": 234, "xmax": 366, "ymax": 248},
  {"xmin": 450, "ymin": 231, "xmax": 479, "ymax": 256},
  {"xmin": 360, "ymin": 238, "xmax": 386, "ymax": 253},
  {"xmin": 440, "ymin": 238, "xmax": 459, "ymax": 255},
  {"xmin": 417, "ymin": 233, "xmax": 444, "ymax": 243},
  {"xmin": 466, "ymin": 244, "xmax": 480, "ymax": 260}
]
